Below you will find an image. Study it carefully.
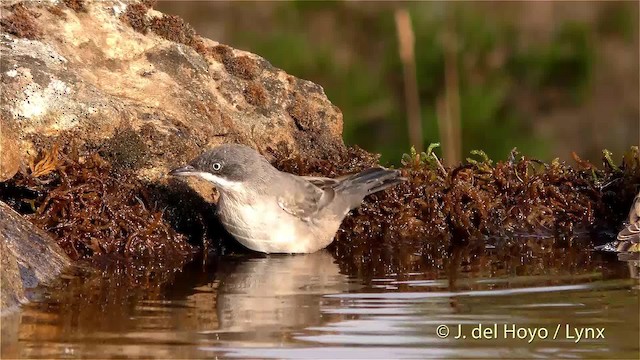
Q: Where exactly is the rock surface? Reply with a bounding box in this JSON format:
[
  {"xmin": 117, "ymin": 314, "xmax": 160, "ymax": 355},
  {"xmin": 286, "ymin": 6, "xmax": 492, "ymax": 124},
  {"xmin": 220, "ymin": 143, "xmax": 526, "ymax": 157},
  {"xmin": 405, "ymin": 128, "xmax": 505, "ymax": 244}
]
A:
[
  {"xmin": 0, "ymin": 238, "xmax": 25, "ymax": 312},
  {"xmin": 0, "ymin": 119, "xmax": 20, "ymax": 181},
  {"xmin": 0, "ymin": 0, "xmax": 347, "ymax": 184},
  {"xmin": 0, "ymin": 201, "xmax": 70, "ymax": 313}
]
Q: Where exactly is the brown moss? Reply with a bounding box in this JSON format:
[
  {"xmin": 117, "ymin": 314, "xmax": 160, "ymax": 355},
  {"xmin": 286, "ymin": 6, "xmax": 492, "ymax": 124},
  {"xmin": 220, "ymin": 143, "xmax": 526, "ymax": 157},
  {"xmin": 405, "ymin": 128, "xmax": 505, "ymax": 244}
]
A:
[
  {"xmin": 190, "ymin": 38, "xmax": 207, "ymax": 56},
  {"xmin": 47, "ymin": 4, "xmax": 66, "ymax": 18},
  {"xmin": 121, "ymin": 5, "xmax": 207, "ymax": 55},
  {"xmin": 0, "ymin": 3, "xmax": 41, "ymax": 40},
  {"xmin": 62, "ymin": 0, "xmax": 86, "ymax": 12},
  {"xmin": 29, "ymin": 144, "xmax": 62, "ymax": 178},
  {"xmin": 208, "ymin": 44, "xmax": 233, "ymax": 63},
  {"xmin": 99, "ymin": 128, "xmax": 149, "ymax": 171},
  {"xmin": 273, "ymin": 146, "xmax": 640, "ymax": 265},
  {"xmin": 149, "ymin": 14, "xmax": 205, "ymax": 54},
  {"xmin": 243, "ymin": 81, "xmax": 268, "ymax": 107},
  {"xmin": 0, "ymin": 147, "xmax": 193, "ymax": 260},
  {"xmin": 1, "ymin": 135, "xmax": 636, "ymax": 268},
  {"xmin": 122, "ymin": 2, "xmax": 149, "ymax": 34},
  {"xmin": 273, "ymin": 145, "xmax": 378, "ymax": 179},
  {"xmin": 223, "ymin": 55, "xmax": 261, "ymax": 80},
  {"xmin": 148, "ymin": 14, "xmax": 206, "ymax": 55},
  {"xmin": 140, "ymin": 0, "xmax": 157, "ymax": 8},
  {"xmin": 287, "ymin": 93, "xmax": 318, "ymax": 131}
]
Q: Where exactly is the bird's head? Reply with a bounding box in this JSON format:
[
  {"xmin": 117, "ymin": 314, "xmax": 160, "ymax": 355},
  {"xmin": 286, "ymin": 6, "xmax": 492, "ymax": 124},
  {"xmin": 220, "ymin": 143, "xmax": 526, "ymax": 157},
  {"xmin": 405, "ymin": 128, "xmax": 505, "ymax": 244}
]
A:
[{"xmin": 169, "ymin": 144, "xmax": 270, "ymax": 191}]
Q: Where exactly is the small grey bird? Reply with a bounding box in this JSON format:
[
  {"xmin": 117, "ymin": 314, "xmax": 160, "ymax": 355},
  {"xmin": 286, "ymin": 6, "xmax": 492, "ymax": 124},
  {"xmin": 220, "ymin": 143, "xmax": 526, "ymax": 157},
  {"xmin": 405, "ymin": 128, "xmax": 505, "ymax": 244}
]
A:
[
  {"xmin": 169, "ymin": 144, "xmax": 404, "ymax": 254},
  {"xmin": 617, "ymin": 191, "xmax": 640, "ymax": 253}
]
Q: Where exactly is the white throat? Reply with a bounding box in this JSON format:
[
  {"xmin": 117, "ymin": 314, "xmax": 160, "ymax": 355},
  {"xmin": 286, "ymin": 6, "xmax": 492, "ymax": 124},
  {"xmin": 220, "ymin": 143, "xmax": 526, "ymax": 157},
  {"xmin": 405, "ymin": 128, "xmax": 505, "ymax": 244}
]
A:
[{"xmin": 195, "ymin": 172, "xmax": 244, "ymax": 192}]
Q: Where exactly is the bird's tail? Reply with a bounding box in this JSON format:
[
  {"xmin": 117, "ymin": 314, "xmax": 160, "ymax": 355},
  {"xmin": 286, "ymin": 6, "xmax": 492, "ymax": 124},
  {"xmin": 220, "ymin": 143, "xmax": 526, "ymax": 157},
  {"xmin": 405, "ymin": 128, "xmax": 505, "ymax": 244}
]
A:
[{"xmin": 337, "ymin": 167, "xmax": 404, "ymax": 208}]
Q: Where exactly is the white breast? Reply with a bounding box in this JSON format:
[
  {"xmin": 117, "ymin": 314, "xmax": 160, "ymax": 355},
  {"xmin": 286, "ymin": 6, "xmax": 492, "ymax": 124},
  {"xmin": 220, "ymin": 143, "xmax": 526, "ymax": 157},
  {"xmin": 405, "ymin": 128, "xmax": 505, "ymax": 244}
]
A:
[{"xmin": 218, "ymin": 195, "xmax": 310, "ymax": 253}]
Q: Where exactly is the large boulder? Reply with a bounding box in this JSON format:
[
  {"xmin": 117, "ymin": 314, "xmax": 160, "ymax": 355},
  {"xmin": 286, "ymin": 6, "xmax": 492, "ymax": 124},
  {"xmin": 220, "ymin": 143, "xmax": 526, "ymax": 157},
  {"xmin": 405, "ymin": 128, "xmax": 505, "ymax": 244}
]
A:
[
  {"xmin": 0, "ymin": 0, "xmax": 347, "ymax": 183},
  {"xmin": 0, "ymin": 201, "xmax": 70, "ymax": 313}
]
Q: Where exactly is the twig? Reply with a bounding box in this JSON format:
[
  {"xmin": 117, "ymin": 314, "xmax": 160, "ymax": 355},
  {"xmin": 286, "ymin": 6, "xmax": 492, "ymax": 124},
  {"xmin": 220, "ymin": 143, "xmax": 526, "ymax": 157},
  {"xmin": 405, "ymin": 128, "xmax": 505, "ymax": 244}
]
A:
[
  {"xmin": 395, "ymin": 8, "xmax": 423, "ymax": 152},
  {"xmin": 432, "ymin": 153, "xmax": 447, "ymax": 177},
  {"xmin": 440, "ymin": 7, "xmax": 462, "ymax": 166}
]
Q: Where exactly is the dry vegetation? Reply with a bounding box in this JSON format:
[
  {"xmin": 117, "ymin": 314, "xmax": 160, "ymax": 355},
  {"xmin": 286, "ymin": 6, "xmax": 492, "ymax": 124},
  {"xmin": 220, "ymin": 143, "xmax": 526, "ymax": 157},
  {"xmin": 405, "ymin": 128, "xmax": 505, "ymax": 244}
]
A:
[
  {"xmin": 0, "ymin": 144, "xmax": 637, "ymax": 267},
  {"xmin": 274, "ymin": 145, "xmax": 639, "ymax": 271},
  {"xmin": 2, "ymin": 147, "xmax": 192, "ymax": 261}
]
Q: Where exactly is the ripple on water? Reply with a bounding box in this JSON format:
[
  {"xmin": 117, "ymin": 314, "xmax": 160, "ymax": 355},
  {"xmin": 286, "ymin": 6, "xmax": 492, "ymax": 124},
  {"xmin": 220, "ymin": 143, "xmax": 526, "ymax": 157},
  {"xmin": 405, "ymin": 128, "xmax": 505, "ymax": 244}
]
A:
[{"xmin": 1, "ymin": 250, "xmax": 638, "ymax": 359}]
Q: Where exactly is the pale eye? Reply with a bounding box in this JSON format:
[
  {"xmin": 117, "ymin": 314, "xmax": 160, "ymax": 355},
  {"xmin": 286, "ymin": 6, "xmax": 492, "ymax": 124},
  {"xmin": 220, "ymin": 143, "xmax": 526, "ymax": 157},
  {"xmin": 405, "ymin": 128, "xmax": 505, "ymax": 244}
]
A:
[{"xmin": 212, "ymin": 163, "xmax": 222, "ymax": 171}]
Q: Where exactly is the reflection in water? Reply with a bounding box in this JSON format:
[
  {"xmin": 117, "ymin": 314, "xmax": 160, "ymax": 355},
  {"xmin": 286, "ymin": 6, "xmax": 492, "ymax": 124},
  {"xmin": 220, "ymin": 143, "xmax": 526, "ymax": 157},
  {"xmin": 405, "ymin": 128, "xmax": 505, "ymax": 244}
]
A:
[
  {"xmin": 1, "ymin": 246, "xmax": 639, "ymax": 359},
  {"xmin": 213, "ymin": 251, "xmax": 356, "ymax": 344}
]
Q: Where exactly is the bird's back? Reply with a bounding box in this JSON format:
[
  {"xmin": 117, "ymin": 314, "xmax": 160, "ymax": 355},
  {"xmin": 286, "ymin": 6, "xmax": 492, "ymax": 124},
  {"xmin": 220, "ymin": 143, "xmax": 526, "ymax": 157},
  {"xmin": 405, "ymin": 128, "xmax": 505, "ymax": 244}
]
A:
[{"xmin": 304, "ymin": 167, "xmax": 403, "ymax": 212}]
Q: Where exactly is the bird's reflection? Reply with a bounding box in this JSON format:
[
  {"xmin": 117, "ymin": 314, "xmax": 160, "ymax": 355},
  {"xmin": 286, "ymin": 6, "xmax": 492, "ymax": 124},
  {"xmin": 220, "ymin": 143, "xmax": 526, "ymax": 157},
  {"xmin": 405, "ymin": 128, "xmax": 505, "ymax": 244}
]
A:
[{"xmin": 212, "ymin": 250, "xmax": 355, "ymax": 343}]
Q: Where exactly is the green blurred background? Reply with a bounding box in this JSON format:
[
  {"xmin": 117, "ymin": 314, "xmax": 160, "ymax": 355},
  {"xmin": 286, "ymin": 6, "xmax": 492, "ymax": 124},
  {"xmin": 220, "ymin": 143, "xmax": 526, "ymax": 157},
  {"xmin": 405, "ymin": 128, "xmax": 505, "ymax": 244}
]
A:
[{"xmin": 157, "ymin": 1, "xmax": 639, "ymax": 165}]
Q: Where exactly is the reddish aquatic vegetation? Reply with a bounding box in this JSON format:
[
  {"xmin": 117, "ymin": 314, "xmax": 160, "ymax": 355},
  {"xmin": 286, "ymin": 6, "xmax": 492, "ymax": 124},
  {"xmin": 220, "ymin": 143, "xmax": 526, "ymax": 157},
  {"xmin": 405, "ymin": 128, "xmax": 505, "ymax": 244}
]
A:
[
  {"xmin": 1, "ymin": 144, "xmax": 637, "ymax": 266},
  {"xmin": 274, "ymin": 146, "xmax": 640, "ymax": 269},
  {"xmin": 1, "ymin": 147, "xmax": 192, "ymax": 261}
]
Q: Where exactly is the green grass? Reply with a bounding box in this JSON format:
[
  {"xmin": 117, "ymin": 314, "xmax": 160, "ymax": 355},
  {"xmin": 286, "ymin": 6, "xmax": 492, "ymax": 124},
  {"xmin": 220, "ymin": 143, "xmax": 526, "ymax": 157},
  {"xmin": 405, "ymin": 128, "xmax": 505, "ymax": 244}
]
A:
[{"xmin": 233, "ymin": 2, "xmax": 598, "ymax": 165}]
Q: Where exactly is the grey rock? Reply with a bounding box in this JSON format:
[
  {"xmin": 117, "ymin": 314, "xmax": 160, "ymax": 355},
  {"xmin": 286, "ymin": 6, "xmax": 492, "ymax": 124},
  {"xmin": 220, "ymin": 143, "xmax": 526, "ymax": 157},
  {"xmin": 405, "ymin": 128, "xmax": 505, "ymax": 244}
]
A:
[{"xmin": 0, "ymin": 201, "xmax": 70, "ymax": 314}]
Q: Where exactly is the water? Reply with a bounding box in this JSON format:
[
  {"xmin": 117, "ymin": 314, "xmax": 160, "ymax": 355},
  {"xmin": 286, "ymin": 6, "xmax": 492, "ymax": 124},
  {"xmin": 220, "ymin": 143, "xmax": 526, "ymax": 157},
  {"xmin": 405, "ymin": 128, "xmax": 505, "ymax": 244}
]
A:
[{"xmin": 1, "ymin": 248, "xmax": 639, "ymax": 359}]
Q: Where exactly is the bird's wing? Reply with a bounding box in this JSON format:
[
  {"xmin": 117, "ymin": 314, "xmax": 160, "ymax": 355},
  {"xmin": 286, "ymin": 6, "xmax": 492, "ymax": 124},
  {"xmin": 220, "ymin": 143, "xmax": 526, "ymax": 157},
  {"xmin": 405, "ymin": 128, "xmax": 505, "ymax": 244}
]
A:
[
  {"xmin": 277, "ymin": 177, "xmax": 335, "ymax": 221},
  {"xmin": 302, "ymin": 176, "xmax": 340, "ymax": 188},
  {"xmin": 617, "ymin": 223, "xmax": 640, "ymax": 243},
  {"xmin": 616, "ymin": 192, "xmax": 640, "ymax": 251}
]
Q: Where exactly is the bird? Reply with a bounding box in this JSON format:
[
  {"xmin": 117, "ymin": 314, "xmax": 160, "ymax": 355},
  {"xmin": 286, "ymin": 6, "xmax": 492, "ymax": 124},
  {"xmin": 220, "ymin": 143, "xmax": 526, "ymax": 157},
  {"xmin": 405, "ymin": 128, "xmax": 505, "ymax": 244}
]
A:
[
  {"xmin": 616, "ymin": 191, "xmax": 640, "ymax": 253},
  {"xmin": 169, "ymin": 143, "xmax": 404, "ymax": 254}
]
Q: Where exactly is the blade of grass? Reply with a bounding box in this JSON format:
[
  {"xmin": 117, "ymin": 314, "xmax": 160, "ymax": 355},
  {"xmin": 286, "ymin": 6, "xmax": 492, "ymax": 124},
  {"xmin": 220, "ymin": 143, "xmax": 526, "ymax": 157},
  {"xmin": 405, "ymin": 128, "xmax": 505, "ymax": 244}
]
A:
[
  {"xmin": 439, "ymin": 7, "xmax": 462, "ymax": 166},
  {"xmin": 395, "ymin": 8, "xmax": 423, "ymax": 153}
]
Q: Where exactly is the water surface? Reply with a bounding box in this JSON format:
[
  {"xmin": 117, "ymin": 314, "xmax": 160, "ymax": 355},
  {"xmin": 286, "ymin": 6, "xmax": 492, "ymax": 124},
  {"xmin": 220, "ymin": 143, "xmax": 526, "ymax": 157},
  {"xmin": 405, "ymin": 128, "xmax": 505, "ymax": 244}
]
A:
[{"xmin": 1, "ymin": 248, "xmax": 638, "ymax": 359}]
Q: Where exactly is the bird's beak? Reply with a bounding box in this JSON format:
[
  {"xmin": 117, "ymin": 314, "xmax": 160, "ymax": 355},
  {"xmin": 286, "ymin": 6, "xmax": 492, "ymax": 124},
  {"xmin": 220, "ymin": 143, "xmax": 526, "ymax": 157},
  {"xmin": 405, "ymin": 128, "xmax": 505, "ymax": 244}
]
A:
[{"xmin": 168, "ymin": 165, "xmax": 197, "ymax": 176}]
